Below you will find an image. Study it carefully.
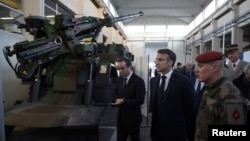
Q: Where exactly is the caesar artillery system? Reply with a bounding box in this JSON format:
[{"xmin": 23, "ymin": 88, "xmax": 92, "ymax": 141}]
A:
[{"xmin": 2, "ymin": 11, "xmax": 143, "ymax": 140}]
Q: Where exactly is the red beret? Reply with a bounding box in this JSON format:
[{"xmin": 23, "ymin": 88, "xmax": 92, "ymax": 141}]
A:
[{"xmin": 196, "ymin": 51, "xmax": 224, "ymax": 63}]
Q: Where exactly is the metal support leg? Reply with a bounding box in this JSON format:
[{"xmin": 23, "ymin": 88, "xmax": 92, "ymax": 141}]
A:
[{"xmin": 0, "ymin": 59, "xmax": 6, "ymax": 141}]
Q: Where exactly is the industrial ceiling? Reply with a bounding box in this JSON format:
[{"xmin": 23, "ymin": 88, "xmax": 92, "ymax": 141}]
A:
[
  {"xmin": 0, "ymin": 0, "xmax": 213, "ymax": 29},
  {"xmin": 110, "ymin": 0, "xmax": 213, "ymax": 25}
]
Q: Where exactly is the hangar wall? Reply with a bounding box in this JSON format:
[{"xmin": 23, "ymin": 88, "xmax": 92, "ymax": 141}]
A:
[{"xmin": 186, "ymin": 0, "xmax": 250, "ymax": 62}]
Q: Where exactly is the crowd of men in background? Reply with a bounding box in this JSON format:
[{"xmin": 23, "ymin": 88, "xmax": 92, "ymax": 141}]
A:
[
  {"xmin": 173, "ymin": 44, "xmax": 250, "ymax": 100},
  {"xmin": 149, "ymin": 44, "xmax": 250, "ymax": 141},
  {"xmin": 147, "ymin": 46, "xmax": 248, "ymax": 141},
  {"xmin": 171, "ymin": 44, "xmax": 250, "ymax": 140},
  {"xmin": 113, "ymin": 43, "xmax": 250, "ymax": 141}
]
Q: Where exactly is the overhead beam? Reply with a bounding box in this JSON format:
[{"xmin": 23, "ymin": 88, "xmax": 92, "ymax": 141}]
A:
[
  {"xmin": 117, "ymin": 5, "xmax": 202, "ymax": 10},
  {"xmin": 143, "ymin": 15, "xmax": 194, "ymax": 18},
  {"xmin": 123, "ymin": 17, "xmax": 189, "ymax": 25}
]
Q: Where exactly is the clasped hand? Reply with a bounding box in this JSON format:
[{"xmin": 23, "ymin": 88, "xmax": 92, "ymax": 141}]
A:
[{"xmin": 111, "ymin": 98, "xmax": 124, "ymax": 105}]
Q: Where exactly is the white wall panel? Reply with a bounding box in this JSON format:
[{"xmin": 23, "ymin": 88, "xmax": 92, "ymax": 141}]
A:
[
  {"xmin": 59, "ymin": 0, "xmax": 78, "ymax": 14},
  {"xmin": 243, "ymin": 51, "xmax": 250, "ymax": 62},
  {"xmin": 216, "ymin": 12, "xmax": 231, "ymax": 29},
  {"xmin": 203, "ymin": 24, "xmax": 213, "ymax": 35},
  {"xmin": 134, "ymin": 55, "xmax": 149, "ymax": 117},
  {"xmin": 0, "ymin": 30, "xmax": 29, "ymax": 109},
  {"xmin": 144, "ymin": 40, "xmax": 187, "ymax": 67},
  {"xmin": 194, "ymin": 33, "xmax": 201, "ymax": 41},
  {"xmin": 238, "ymin": 0, "xmax": 250, "ymax": 16},
  {"xmin": 127, "ymin": 41, "xmax": 145, "ymax": 60}
]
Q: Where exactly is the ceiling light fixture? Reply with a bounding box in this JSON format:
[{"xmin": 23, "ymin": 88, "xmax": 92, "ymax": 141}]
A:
[
  {"xmin": 46, "ymin": 15, "xmax": 55, "ymax": 18},
  {"xmin": 0, "ymin": 17, "xmax": 14, "ymax": 20}
]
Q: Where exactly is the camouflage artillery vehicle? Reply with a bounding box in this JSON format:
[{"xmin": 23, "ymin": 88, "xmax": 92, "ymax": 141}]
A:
[{"xmin": 2, "ymin": 11, "xmax": 143, "ymax": 141}]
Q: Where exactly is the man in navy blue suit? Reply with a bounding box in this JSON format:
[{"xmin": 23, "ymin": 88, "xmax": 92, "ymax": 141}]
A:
[
  {"xmin": 188, "ymin": 67, "xmax": 206, "ymax": 141},
  {"xmin": 149, "ymin": 49, "xmax": 194, "ymax": 141},
  {"xmin": 112, "ymin": 57, "xmax": 146, "ymax": 141}
]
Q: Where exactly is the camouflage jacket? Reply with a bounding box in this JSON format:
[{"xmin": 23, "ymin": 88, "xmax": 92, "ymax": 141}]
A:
[{"xmin": 195, "ymin": 77, "xmax": 247, "ymax": 141}]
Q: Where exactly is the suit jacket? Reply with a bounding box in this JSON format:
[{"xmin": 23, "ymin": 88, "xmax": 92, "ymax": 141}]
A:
[
  {"xmin": 188, "ymin": 77, "xmax": 206, "ymax": 141},
  {"xmin": 181, "ymin": 69, "xmax": 195, "ymax": 78},
  {"xmin": 149, "ymin": 71, "xmax": 194, "ymax": 140},
  {"xmin": 223, "ymin": 60, "xmax": 248, "ymax": 81},
  {"xmin": 115, "ymin": 73, "xmax": 146, "ymax": 125},
  {"xmin": 233, "ymin": 72, "xmax": 250, "ymax": 99},
  {"xmin": 189, "ymin": 77, "xmax": 206, "ymax": 115}
]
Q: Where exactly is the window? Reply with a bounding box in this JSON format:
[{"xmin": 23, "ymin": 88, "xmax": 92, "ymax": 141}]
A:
[
  {"xmin": 167, "ymin": 25, "xmax": 187, "ymax": 37},
  {"xmin": 217, "ymin": 0, "xmax": 227, "ymax": 8},
  {"xmin": 145, "ymin": 25, "xmax": 166, "ymax": 32},
  {"xmin": 126, "ymin": 26, "xmax": 144, "ymax": 33},
  {"xmin": 195, "ymin": 12, "xmax": 203, "ymax": 26},
  {"xmin": 204, "ymin": 0, "xmax": 215, "ymax": 19}
]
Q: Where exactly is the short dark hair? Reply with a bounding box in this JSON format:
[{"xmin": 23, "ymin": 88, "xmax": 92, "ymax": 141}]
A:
[
  {"xmin": 177, "ymin": 62, "xmax": 182, "ymax": 66},
  {"xmin": 116, "ymin": 57, "xmax": 132, "ymax": 67},
  {"xmin": 158, "ymin": 49, "xmax": 176, "ymax": 67}
]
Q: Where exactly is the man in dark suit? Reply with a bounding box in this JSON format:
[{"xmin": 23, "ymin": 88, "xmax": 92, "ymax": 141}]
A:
[
  {"xmin": 233, "ymin": 63, "xmax": 250, "ymax": 99},
  {"xmin": 182, "ymin": 61, "xmax": 195, "ymax": 78},
  {"xmin": 112, "ymin": 57, "xmax": 146, "ymax": 141},
  {"xmin": 188, "ymin": 69, "xmax": 206, "ymax": 141},
  {"xmin": 233, "ymin": 63, "xmax": 250, "ymax": 126},
  {"xmin": 149, "ymin": 49, "xmax": 194, "ymax": 141}
]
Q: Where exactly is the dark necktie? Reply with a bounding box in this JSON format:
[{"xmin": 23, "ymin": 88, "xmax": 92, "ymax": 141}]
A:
[
  {"xmin": 159, "ymin": 76, "xmax": 166, "ymax": 95},
  {"xmin": 123, "ymin": 77, "xmax": 127, "ymax": 88},
  {"xmin": 196, "ymin": 81, "xmax": 201, "ymax": 95},
  {"xmin": 122, "ymin": 77, "xmax": 127, "ymax": 97},
  {"xmin": 187, "ymin": 70, "xmax": 191, "ymax": 77},
  {"xmin": 233, "ymin": 63, "xmax": 236, "ymax": 68}
]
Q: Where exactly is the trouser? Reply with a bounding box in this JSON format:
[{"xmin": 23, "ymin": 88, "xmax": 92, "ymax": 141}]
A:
[{"xmin": 117, "ymin": 121, "xmax": 141, "ymax": 141}]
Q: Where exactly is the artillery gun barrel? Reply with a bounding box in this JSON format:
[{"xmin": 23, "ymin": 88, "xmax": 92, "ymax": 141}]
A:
[
  {"xmin": 111, "ymin": 11, "xmax": 144, "ymax": 23},
  {"xmin": 14, "ymin": 36, "xmax": 62, "ymax": 61}
]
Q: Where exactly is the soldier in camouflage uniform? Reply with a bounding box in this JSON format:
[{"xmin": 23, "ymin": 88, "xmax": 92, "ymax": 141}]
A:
[{"xmin": 194, "ymin": 51, "xmax": 247, "ymax": 141}]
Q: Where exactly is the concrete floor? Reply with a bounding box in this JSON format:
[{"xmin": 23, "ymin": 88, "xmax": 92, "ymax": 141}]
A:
[{"xmin": 105, "ymin": 126, "xmax": 151, "ymax": 141}]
